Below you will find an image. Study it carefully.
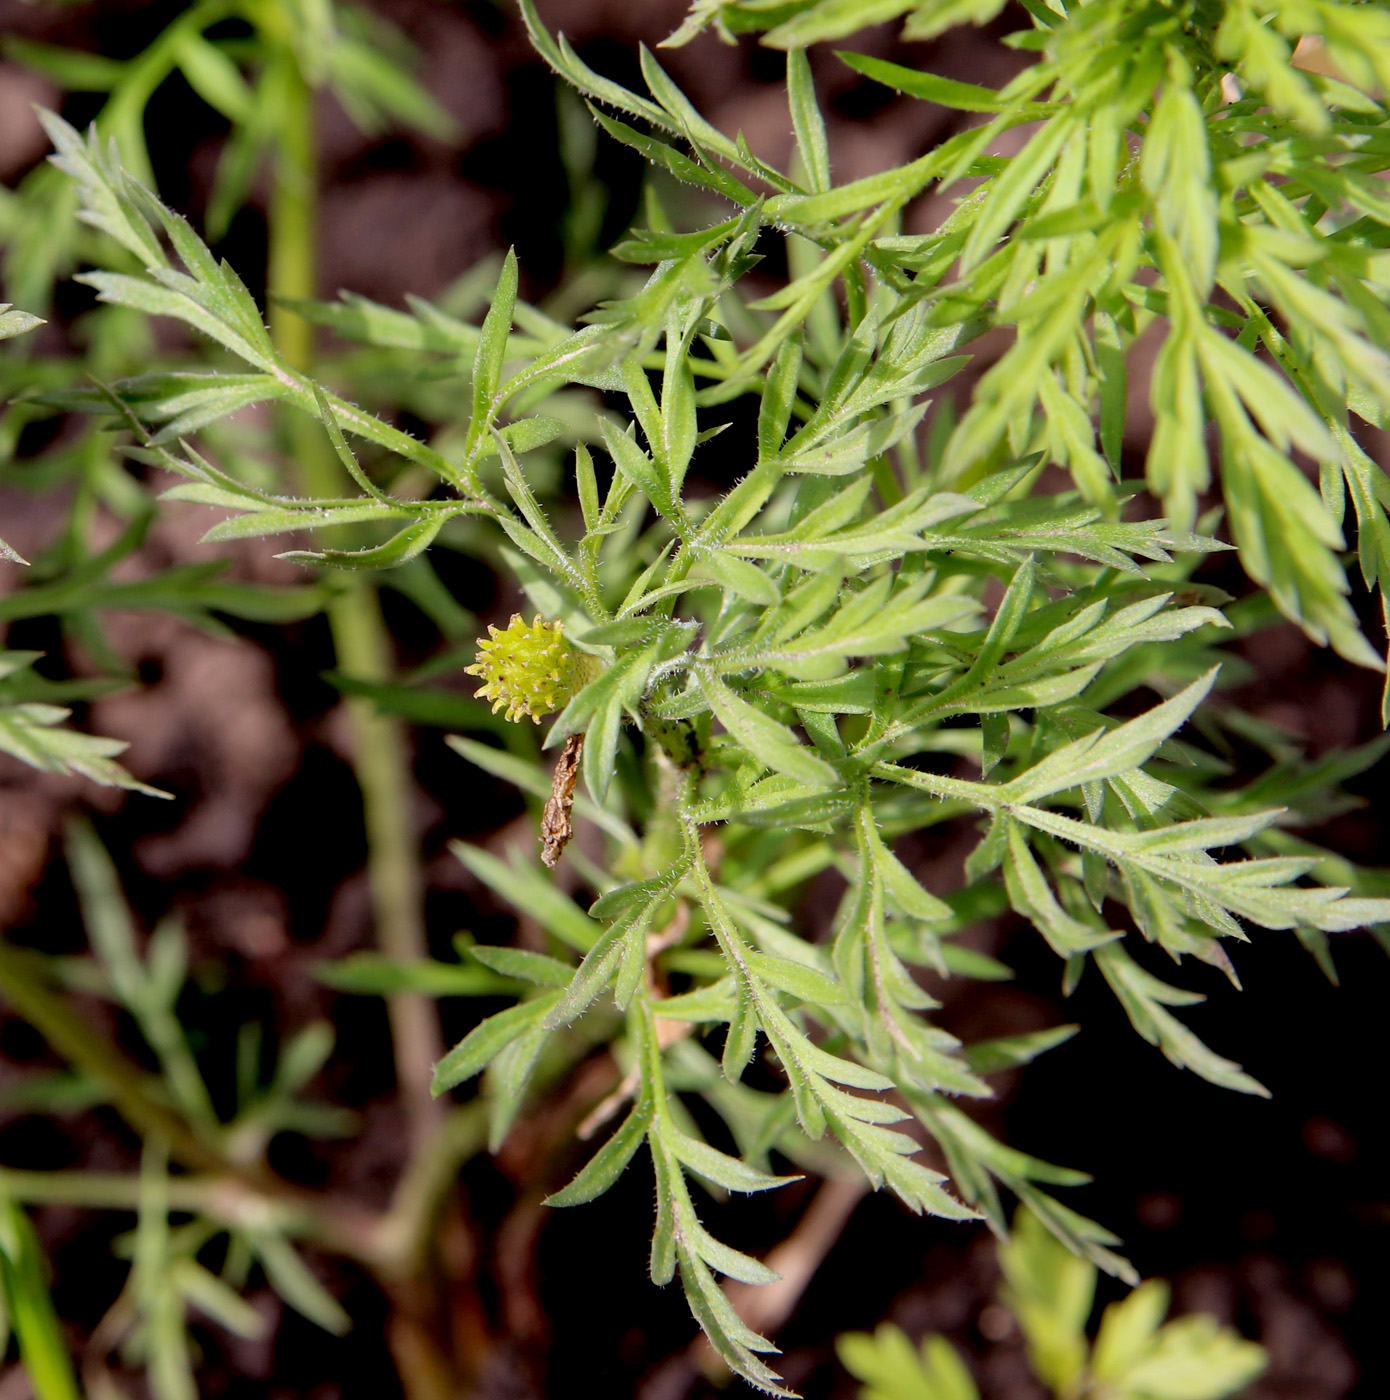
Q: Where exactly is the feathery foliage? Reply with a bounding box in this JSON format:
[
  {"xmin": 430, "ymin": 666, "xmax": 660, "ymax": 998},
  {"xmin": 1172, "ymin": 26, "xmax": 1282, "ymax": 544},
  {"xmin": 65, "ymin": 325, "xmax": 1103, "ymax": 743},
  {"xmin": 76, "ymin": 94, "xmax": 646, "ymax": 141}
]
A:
[{"xmin": 2, "ymin": 0, "xmax": 1388, "ymax": 1394}]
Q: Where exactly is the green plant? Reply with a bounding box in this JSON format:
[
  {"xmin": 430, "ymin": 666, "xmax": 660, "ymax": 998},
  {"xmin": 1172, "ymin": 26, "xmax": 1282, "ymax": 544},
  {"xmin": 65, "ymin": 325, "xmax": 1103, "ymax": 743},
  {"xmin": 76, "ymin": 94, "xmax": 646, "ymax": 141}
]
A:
[
  {"xmin": 0, "ymin": 301, "xmax": 167, "ymax": 797},
  {"xmin": 2, "ymin": 0, "xmax": 1389, "ymax": 1395},
  {"xmin": 0, "ymin": 819, "xmax": 360, "ymax": 1396},
  {"xmin": 838, "ymin": 1208, "xmax": 1267, "ymax": 1400},
  {"xmin": 2, "ymin": 0, "xmax": 462, "ymax": 1181}
]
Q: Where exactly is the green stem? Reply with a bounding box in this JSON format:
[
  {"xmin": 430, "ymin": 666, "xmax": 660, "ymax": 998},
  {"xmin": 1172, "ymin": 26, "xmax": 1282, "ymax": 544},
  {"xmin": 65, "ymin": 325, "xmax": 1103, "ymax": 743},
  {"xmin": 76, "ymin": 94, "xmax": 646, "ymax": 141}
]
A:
[
  {"xmin": 267, "ymin": 52, "xmax": 316, "ymax": 382},
  {"xmin": 0, "ymin": 1168, "xmax": 252, "ymax": 1219},
  {"xmin": 0, "ymin": 1197, "xmax": 82, "ymax": 1400},
  {"xmin": 267, "ymin": 50, "xmax": 442, "ymax": 1149},
  {"xmin": 0, "ymin": 1164, "xmax": 388, "ymax": 1260}
]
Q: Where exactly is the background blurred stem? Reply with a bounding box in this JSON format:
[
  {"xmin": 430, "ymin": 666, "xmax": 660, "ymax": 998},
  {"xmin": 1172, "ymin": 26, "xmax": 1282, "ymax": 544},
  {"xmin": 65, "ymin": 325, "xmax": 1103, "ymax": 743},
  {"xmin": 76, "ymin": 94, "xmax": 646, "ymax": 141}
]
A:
[
  {"xmin": 0, "ymin": 1164, "xmax": 395, "ymax": 1271},
  {"xmin": 266, "ymin": 49, "xmax": 443, "ymax": 1153}
]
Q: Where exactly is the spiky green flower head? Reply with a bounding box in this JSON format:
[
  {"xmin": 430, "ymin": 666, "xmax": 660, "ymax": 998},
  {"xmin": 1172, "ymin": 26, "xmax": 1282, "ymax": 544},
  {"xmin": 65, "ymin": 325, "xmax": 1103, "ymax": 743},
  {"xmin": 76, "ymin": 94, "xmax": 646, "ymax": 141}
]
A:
[{"xmin": 465, "ymin": 613, "xmax": 602, "ymax": 724}]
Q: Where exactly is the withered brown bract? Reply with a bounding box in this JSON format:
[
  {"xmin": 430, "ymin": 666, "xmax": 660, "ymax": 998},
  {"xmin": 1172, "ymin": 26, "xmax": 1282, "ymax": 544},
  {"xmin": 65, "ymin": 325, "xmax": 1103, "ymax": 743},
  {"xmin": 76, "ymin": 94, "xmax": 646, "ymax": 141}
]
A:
[{"xmin": 541, "ymin": 733, "xmax": 584, "ymax": 869}]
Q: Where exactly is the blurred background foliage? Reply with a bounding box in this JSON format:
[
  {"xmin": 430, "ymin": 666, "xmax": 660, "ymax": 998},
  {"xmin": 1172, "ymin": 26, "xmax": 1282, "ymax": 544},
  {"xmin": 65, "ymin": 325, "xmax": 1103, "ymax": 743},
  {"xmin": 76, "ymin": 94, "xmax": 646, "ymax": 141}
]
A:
[{"xmin": 0, "ymin": 1, "xmax": 1383, "ymax": 1398}]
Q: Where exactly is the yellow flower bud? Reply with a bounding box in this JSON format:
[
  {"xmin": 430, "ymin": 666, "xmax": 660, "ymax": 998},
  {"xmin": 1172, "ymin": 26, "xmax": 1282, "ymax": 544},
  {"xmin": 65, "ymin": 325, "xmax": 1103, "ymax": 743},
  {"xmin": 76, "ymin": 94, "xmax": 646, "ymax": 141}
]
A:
[{"xmin": 464, "ymin": 613, "xmax": 602, "ymax": 724}]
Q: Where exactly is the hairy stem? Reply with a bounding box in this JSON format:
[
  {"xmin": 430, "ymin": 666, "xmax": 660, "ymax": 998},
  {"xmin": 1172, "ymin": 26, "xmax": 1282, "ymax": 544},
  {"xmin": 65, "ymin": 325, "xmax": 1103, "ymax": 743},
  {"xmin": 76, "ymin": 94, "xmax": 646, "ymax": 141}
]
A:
[{"xmin": 267, "ymin": 49, "xmax": 442, "ymax": 1152}]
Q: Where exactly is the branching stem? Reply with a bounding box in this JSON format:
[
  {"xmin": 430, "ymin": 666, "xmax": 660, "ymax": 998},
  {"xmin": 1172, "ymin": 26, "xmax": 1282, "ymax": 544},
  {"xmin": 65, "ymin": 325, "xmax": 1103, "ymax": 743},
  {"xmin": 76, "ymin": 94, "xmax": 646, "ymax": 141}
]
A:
[{"xmin": 0, "ymin": 940, "xmax": 213, "ymax": 1171}]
